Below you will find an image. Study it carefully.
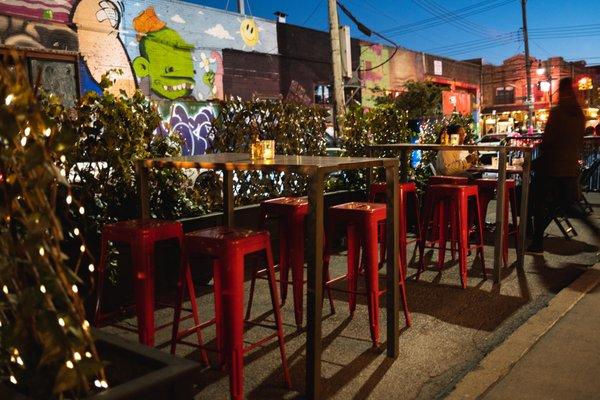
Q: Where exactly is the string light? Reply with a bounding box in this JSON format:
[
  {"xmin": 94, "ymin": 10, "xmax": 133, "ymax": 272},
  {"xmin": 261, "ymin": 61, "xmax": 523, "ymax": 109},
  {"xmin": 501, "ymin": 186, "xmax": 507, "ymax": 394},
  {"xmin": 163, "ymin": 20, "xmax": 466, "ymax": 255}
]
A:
[
  {"xmin": 39, "ymin": 247, "xmax": 45, "ymax": 256},
  {"xmin": 88, "ymin": 264, "xmax": 95, "ymax": 272},
  {"xmin": 66, "ymin": 360, "xmax": 74, "ymax": 369},
  {"xmin": 73, "ymin": 352, "xmax": 81, "ymax": 361},
  {"xmin": 40, "ymin": 285, "xmax": 46, "ymax": 294},
  {"xmin": 78, "ymin": 206, "xmax": 85, "ymax": 215},
  {"xmin": 82, "ymin": 320, "xmax": 90, "ymax": 330},
  {"xmin": 20, "ymin": 137, "xmax": 27, "ymax": 146},
  {"xmin": 24, "ymin": 127, "xmax": 31, "ymax": 136},
  {"xmin": 5, "ymin": 94, "xmax": 14, "ymax": 106},
  {"xmin": 94, "ymin": 379, "xmax": 102, "ymax": 388},
  {"xmin": 66, "ymin": 195, "xmax": 72, "ymax": 204},
  {"xmin": 16, "ymin": 356, "xmax": 24, "ymax": 366},
  {"xmin": 71, "ymin": 284, "xmax": 78, "ymax": 293},
  {"xmin": 80, "ymin": 245, "xmax": 85, "ymax": 253},
  {"xmin": 2, "ymin": 285, "xmax": 8, "ymax": 294},
  {"xmin": 43, "ymin": 128, "xmax": 51, "ymax": 137},
  {"xmin": 60, "ymin": 155, "xmax": 66, "ymax": 163},
  {"xmin": 100, "ymin": 380, "xmax": 108, "ymax": 389},
  {"xmin": 85, "ymin": 351, "xmax": 92, "ymax": 358},
  {"xmin": 73, "ymin": 228, "xmax": 80, "ymax": 236},
  {"xmin": 58, "ymin": 317, "xmax": 65, "ymax": 327},
  {"xmin": 10, "ymin": 375, "xmax": 17, "ymax": 385}
]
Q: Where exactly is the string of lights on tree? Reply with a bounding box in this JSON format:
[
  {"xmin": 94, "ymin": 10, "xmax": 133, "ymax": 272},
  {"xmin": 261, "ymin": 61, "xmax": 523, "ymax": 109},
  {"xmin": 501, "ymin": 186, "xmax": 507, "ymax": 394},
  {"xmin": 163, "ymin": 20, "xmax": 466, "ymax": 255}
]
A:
[{"xmin": 0, "ymin": 57, "xmax": 106, "ymax": 398}]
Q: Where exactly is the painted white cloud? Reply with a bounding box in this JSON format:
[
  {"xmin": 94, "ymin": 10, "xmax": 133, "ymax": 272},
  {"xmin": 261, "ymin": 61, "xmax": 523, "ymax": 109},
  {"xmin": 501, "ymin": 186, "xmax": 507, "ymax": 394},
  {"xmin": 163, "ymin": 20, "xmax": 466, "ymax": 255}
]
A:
[
  {"xmin": 170, "ymin": 14, "xmax": 186, "ymax": 24},
  {"xmin": 198, "ymin": 10, "xmax": 204, "ymax": 15},
  {"xmin": 204, "ymin": 24, "xmax": 235, "ymax": 40},
  {"xmin": 128, "ymin": 40, "xmax": 137, "ymax": 47}
]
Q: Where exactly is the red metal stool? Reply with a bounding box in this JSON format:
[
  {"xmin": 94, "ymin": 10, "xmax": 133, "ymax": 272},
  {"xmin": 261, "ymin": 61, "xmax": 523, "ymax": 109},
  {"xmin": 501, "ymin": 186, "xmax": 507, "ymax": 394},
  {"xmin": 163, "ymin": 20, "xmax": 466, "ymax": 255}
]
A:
[
  {"xmin": 428, "ymin": 175, "xmax": 469, "ymax": 185},
  {"xmin": 475, "ymin": 178, "xmax": 519, "ymax": 266},
  {"xmin": 95, "ymin": 219, "xmax": 205, "ymax": 351},
  {"xmin": 369, "ymin": 182, "xmax": 423, "ymax": 275},
  {"xmin": 324, "ymin": 202, "xmax": 411, "ymax": 347},
  {"xmin": 177, "ymin": 227, "xmax": 291, "ymax": 400},
  {"xmin": 250, "ymin": 197, "xmax": 334, "ymax": 329},
  {"xmin": 418, "ymin": 185, "xmax": 486, "ymax": 288}
]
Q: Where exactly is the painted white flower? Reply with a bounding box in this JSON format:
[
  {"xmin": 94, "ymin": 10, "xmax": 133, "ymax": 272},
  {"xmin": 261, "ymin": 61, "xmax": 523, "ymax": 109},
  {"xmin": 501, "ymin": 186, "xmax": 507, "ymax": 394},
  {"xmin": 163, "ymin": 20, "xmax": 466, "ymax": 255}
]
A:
[{"xmin": 199, "ymin": 52, "xmax": 216, "ymax": 72}]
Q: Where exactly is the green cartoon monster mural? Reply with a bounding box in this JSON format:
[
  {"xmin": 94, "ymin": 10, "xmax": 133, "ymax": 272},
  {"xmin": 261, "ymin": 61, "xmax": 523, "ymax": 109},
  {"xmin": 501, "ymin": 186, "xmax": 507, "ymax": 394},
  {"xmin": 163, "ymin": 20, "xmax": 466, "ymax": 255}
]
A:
[{"xmin": 132, "ymin": 7, "xmax": 196, "ymax": 100}]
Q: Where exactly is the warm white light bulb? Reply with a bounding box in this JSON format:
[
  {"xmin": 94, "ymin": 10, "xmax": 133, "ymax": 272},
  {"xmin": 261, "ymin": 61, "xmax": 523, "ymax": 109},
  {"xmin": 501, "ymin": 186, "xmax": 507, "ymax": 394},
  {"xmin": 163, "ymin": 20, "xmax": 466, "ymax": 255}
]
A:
[
  {"xmin": 40, "ymin": 285, "xmax": 46, "ymax": 294},
  {"xmin": 10, "ymin": 375, "xmax": 17, "ymax": 384},
  {"xmin": 60, "ymin": 155, "xmax": 66, "ymax": 163},
  {"xmin": 66, "ymin": 360, "xmax": 74, "ymax": 369},
  {"xmin": 85, "ymin": 351, "xmax": 92, "ymax": 358},
  {"xmin": 73, "ymin": 228, "xmax": 80, "ymax": 236},
  {"xmin": 100, "ymin": 380, "xmax": 108, "ymax": 389},
  {"xmin": 20, "ymin": 137, "xmax": 27, "ymax": 146},
  {"xmin": 71, "ymin": 284, "xmax": 78, "ymax": 293},
  {"xmin": 43, "ymin": 128, "xmax": 51, "ymax": 137},
  {"xmin": 79, "ymin": 206, "xmax": 85, "ymax": 215},
  {"xmin": 5, "ymin": 94, "xmax": 14, "ymax": 106},
  {"xmin": 88, "ymin": 264, "xmax": 95, "ymax": 272},
  {"xmin": 66, "ymin": 195, "xmax": 72, "ymax": 204},
  {"xmin": 2, "ymin": 285, "xmax": 8, "ymax": 295},
  {"xmin": 39, "ymin": 247, "xmax": 45, "ymax": 256},
  {"xmin": 24, "ymin": 127, "xmax": 31, "ymax": 136},
  {"xmin": 73, "ymin": 352, "xmax": 81, "ymax": 361},
  {"xmin": 80, "ymin": 245, "xmax": 85, "ymax": 253},
  {"xmin": 58, "ymin": 317, "xmax": 65, "ymax": 327},
  {"xmin": 94, "ymin": 379, "xmax": 102, "ymax": 388}
]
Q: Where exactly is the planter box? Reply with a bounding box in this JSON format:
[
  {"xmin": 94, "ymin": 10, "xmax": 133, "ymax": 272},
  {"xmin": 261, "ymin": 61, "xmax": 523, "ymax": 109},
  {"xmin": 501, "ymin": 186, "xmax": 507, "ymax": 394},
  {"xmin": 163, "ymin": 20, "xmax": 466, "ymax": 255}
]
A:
[{"xmin": 0, "ymin": 330, "xmax": 201, "ymax": 400}]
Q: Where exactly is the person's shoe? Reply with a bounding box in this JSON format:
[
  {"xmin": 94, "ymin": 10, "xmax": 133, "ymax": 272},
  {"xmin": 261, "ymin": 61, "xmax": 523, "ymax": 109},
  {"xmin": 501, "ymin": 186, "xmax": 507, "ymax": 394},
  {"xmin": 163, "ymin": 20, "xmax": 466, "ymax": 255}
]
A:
[{"xmin": 526, "ymin": 243, "xmax": 544, "ymax": 255}]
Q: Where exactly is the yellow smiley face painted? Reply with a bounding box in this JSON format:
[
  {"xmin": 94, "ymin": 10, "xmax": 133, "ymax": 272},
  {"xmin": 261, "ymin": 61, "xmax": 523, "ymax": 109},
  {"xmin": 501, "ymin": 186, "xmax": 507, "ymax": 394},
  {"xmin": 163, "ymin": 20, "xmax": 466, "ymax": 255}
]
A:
[{"xmin": 240, "ymin": 18, "xmax": 259, "ymax": 47}]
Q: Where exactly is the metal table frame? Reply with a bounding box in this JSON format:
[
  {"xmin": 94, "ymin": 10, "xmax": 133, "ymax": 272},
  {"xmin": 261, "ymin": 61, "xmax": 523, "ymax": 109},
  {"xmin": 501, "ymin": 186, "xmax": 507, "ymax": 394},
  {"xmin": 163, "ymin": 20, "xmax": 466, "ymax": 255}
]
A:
[
  {"xmin": 369, "ymin": 143, "xmax": 538, "ymax": 282},
  {"xmin": 136, "ymin": 153, "xmax": 401, "ymax": 400}
]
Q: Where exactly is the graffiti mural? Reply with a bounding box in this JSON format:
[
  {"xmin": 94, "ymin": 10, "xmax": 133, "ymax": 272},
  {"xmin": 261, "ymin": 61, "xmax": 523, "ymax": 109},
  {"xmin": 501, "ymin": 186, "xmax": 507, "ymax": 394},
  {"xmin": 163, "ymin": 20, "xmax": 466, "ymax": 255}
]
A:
[
  {"xmin": 0, "ymin": 0, "xmax": 75, "ymax": 23},
  {"xmin": 359, "ymin": 43, "xmax": 424, "ymax": 107},
  {"xmin": 157, "ymin": 103, "xmax": 217, "ymax": 156},
  {"xmin": 0, "ymin": 14, "xmax": 77, "ymax": 51}
]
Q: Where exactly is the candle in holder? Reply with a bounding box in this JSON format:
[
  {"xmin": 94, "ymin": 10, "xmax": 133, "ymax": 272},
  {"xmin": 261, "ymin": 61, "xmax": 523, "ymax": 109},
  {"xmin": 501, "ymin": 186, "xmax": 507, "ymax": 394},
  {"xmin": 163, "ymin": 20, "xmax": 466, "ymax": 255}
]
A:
[
  {"xmin": 450, "ymin": 134, "xmax": 459, "ymax": 145},
  {"xmin": 250, "ymin": 140, "xmax": 263, "ymax": 159},
  {"xmin": 261, "ymin": 140, "xmax": 275, "ymax": 159}
]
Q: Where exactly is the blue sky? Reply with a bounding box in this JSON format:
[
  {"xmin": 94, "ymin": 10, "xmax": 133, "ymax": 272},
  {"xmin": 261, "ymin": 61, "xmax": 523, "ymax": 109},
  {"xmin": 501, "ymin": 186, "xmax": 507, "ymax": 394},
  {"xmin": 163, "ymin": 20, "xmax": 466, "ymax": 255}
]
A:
[{"xmin": 185, "ymin": 0, "xmax": 600, "ymax": 65}]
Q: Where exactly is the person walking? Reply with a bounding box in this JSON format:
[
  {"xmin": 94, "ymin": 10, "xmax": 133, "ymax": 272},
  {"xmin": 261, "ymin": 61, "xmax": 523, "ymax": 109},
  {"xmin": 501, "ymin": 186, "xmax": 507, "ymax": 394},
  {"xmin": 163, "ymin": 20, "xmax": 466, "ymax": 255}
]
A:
[{"xmin": 527, "ymin": 77, "xmax": 588, "ymax": 254}]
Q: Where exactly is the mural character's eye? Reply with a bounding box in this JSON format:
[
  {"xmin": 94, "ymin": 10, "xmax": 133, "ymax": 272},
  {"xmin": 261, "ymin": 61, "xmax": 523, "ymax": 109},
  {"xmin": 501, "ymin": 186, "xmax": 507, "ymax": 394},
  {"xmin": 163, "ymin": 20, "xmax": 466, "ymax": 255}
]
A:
[
  {"xmin": 251, "ymin": 27, "xmax": 254, "ymax": 34},
  {"xmin": 165, "ymin": 66, "xmax": 175, "ymax": 73},
  {"xmin": 193, "ymin": 70, "xmax": 197, "ymax": 74}
]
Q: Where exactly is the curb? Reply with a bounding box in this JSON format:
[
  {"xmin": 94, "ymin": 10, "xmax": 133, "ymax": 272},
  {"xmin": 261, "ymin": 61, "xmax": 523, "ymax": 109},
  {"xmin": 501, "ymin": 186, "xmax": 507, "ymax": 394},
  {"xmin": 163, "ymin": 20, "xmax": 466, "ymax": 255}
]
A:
[{"xmin": 445, "ymin": 262, "xmax": 600, "ymax": 400}]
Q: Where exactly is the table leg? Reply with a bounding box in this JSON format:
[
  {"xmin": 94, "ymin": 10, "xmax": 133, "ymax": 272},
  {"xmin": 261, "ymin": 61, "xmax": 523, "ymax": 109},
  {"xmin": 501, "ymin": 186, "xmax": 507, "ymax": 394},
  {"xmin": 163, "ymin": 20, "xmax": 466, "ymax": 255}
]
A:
[
  {"xmin": 136, "ymin": 161, "xmax": 150, "ymax": 219},
  {"xmin": 385, "ymin": 164, "xmax": 400, "ymax": 358},
  {"xmin": 517, "ymin": 151, "xmax": 532, "ymax": 269},
  {"xmin": 493, "ymin": 148, "xmax": 508, "ymax": 283},
  {"xmin": 306, "ymin": 171, "xmax": 324, "ymax": 400},
  {"xmin": 223, "ymin": 170, "xmax": 234, "ymax": 227},
  {"xmin": 400, "ymin": 150, "xmax": 409, "ymax": 183}
]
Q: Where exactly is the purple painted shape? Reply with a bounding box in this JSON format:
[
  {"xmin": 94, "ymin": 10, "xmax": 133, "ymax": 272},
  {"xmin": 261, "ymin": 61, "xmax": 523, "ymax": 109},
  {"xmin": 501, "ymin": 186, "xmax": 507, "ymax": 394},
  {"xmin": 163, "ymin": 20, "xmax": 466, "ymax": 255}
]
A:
[
  {"xmin": 159, "ymin": 105, "xmax": 215, "ymax": 156},
  {"xmin": 0, "ymin": 0, "xmax": 75, "ymax": 23}
]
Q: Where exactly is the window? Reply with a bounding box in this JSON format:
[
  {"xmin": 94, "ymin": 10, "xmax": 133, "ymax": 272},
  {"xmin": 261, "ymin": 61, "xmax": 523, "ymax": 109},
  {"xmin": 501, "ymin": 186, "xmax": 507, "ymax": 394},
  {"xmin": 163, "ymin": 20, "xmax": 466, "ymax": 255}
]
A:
[
  {"xmin": 314, "ymin": 84, "xmax": 332, "ymax": 104},
  {"xmin": 495, "ymin": 86, "xmax": 514, "ymax": 104},
  {"xmin": 0, "ymin": 49, "xmax": 79, "ymax": 107}
]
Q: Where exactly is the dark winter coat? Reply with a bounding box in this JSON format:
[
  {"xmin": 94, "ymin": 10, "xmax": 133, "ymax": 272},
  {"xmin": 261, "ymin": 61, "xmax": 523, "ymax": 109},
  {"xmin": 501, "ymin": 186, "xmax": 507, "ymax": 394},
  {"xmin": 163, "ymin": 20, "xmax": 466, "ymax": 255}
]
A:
[{"xmin": 538, "ymin": 97, "xmax": 585, "ymax": 177}]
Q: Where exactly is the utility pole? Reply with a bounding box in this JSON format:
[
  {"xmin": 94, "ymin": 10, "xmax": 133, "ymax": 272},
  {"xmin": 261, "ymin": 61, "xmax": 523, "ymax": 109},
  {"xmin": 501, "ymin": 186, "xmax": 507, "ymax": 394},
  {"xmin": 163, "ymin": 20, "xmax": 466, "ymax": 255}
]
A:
[
  {"xmin": 521, "ymin": 0, "xmax": 534, "ymax": 133},
  {"xmin": 328, "ymin": 0, "xmax": 345, "ymax": 132}
]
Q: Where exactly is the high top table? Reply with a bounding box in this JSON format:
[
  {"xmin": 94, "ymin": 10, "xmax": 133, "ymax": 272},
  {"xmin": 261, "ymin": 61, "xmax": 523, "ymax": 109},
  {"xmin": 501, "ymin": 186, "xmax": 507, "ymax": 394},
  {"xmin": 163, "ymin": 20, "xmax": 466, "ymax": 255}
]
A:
[
  {"xmin": 369, "ymin": 143, "xmax": 539, "ymax": 283},
  {"xmin": 136, "ymin": 153, "xmax": 401, "ymax": 400}
]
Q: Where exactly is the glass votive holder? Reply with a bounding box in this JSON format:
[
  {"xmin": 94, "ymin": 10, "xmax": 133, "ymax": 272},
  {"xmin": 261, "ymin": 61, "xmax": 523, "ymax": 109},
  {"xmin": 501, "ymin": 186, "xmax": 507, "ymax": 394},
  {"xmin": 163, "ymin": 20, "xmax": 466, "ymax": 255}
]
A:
[
  {"xmin": 450, "ymin": 134, "xmax": 459, "ymax": 146},
  {"xmin": 250, "ymin": 141, "xmax": 263, "ymax": 160},
  {"xmin": 261, "ymin": 140, "xmax": 275, "ymax": 160}
]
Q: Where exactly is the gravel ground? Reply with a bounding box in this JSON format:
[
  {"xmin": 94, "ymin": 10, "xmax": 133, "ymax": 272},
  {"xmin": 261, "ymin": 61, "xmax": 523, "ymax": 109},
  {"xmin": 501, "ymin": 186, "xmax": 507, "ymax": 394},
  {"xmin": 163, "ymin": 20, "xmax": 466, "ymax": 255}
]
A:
[{"xmin": 101, "ymin": 193, "xmax": 600, "ymax": 400}]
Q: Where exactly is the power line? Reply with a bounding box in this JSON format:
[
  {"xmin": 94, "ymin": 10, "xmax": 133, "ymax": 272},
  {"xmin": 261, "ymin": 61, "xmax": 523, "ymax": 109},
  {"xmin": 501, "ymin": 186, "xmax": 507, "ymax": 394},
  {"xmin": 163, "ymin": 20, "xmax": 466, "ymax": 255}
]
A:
[
  {"xmin": 412, "ymin": 0, "xmax": 492, "ymax": 38},
  {"xmin": 302, "ymin": 0, "xmax": 324, "ymax": 26}
]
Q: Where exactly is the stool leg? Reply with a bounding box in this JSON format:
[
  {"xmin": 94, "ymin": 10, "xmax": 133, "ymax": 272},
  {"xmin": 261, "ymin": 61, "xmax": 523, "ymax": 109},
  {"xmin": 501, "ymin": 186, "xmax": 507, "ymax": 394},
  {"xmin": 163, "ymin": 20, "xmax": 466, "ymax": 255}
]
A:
[
  {"xmin": 413, "ymin": 192, "xmax": 423, "ymax": 273},
  {"xmin": 213, "ymin": 260, "xmax": 225, "ymax": 369},
  {"xmin": 398, "ymin": 262, "xmax": 412, "ymax": 327},
  {"xmin": 131, "ymin": 238, "xmax": 155, "ymax": 346},
  {"xmin": 93, "ymin": 235, "xmax": 109, "ymax": 326},
  {"xmin": 184, "ymin": 259, "xmax": 209, "ymax": 365},
  {"xmin": 290, "ymin": 213, "xmax": 305, "ymax": 329},
  {"xmin": 417, "ymin": 194, "xmax": 434, "ymax": 280},
  {"xmin": 222, "ymin": 250, "xmax": 245, "ymax": 400},
  {"xmin": 278, "ymin": 218, "xmax": 290, "ymax": 306},
  {"xmin": 264, "ymin": 240, "xmax": 292, "ymax": 388},
  {"xmin": 510, "ymin": 187, "xmax": 519, "ymax": 257},
  {"xmin": 475, "ymin": 194, "xmax": 487, "ymax": 279},
  {"xmin": 170, "ymin": 256, "xmax": 185, "ymax": 354},
  {"xmin": 244, "ymin": 266, "xmax": 258, "ymax": 322},
  {"xmin": 457, "ymin": 198, "xmax": 469, "ymax": 289},
  {"xmin": 365, "ymin": 220, "xmax": 380, "ymax": 347},
  {"xmin": 347, "ymin": 224, "xmax": 359, "ymax": 317},
  {"xmin": 437, "ymin": 201, "xmax": 447, "ymax": 269}
]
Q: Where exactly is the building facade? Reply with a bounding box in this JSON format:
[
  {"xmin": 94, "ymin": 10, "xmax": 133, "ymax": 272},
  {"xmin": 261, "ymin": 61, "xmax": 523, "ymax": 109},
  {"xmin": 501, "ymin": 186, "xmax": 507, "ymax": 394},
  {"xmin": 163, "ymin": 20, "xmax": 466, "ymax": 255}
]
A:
[{"xmin": 481, "ymin": 54, "xmax": 599, "ymax": 133}]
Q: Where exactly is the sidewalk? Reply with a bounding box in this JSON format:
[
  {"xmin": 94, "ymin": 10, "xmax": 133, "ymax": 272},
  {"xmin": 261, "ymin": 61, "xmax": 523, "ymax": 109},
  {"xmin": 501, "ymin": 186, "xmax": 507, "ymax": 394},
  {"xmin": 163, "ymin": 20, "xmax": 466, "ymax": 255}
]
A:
[
  {"xmin": 447, "ymin": 262, "xmax": 600, "ymax": 400},
  {"xmin": 483, "ymin": 281, "xmax": 600, "ymax": 399}
]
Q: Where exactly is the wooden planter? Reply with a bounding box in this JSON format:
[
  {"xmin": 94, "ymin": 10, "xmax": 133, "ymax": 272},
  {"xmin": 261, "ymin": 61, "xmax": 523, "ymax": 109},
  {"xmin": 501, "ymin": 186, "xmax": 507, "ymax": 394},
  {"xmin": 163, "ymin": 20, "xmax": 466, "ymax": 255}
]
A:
[{"xmin": 0, "ymin": 330, "xmax": 201, "ymax": 400}]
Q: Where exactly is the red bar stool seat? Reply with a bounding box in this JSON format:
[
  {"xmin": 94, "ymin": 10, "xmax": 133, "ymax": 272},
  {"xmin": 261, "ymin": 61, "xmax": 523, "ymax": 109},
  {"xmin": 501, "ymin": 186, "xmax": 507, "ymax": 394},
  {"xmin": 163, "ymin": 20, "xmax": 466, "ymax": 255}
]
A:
[
  {"xmin": 418, "ymin": 185, "xmax": 486, "ymax": 288},
  {"xmin": 474, "ymin": 178, "xmax": 519, "ymax": 266},
  {"xmin": 174, "ymin": 226, "xmax": 291, "ymax": 400},
  {"xmin": 324, "ymin": 202, "xmax": 411, "ymax": 347},
  {"xmin": 369, "ymin": 182, "xmax": 423, "ymax": 275},
  {"xmin": 249, "ymin": 197, "xmax": 334, "ymax": 329},
  {"xmin": 428, "ymin": 175, "xmax": 470, "ymax": 185},
  {"xmin": 95, "ymin": 219, "xmax": 206, "ymax": 356}
]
